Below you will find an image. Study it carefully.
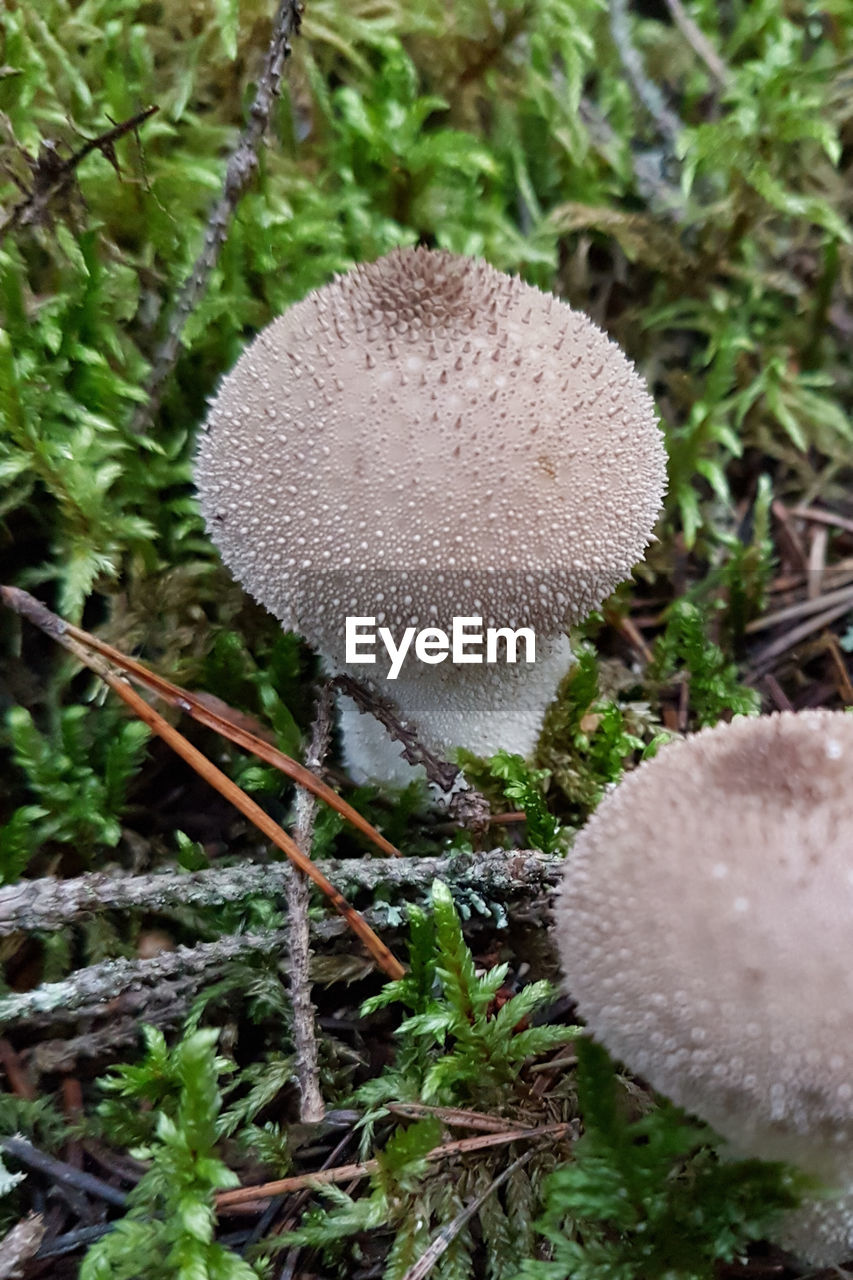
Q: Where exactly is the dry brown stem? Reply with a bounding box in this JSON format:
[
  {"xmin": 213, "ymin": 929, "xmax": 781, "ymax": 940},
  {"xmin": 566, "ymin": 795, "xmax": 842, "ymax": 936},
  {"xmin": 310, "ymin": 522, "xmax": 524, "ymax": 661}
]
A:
[
  {"xmin": 0, "ymin": 585, "xmax": 405, "ymax": 981},
  {"xmin": 133, "ymin": 0, "xmax": 303, "ymax": 430}
]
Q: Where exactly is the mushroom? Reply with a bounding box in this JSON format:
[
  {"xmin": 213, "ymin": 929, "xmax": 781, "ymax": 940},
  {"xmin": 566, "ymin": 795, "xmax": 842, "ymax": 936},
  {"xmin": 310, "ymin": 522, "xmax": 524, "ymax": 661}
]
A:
[
  {"xmin": 555, "ymin": 708, "xmax": 853, "ymax": 1264},
  {"xmin": 196, "ymin": 247, "xmax": 665, "ymax": 783}
]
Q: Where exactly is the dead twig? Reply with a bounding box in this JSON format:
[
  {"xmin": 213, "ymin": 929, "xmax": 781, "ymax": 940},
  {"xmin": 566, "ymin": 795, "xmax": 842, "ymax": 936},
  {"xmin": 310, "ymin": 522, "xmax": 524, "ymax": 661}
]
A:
[
  {"xmin": 745, "ymin": 583, "xmax": 853, "ymax": 634},
  {"xmin": 134, "ymin": 0, "xmax": 302, "ymax": 431},
  {"xmin": 663, "ymin": 0, "xmax": 730, "ymax": 87},
  {"xmin": 0, "ymin": 930, "xmax": 290, "ymax": 1027},
  {"xmin": 0, "ymin": 1138, "xmax": 127, "ymax": 1209},
  {"xmin": 332, "ymin": 673, "xmax": 462, "ymax": 793},
  {"xmin": 215, "ymin": 1122, "xmax": 575, "ymax": 1210},
  {"xmin": 0, "ymin": 1214, "xmax": 45, "ymax": 1280},
  {"xmin": 287, "ymin": 690, "xmax": 333, "ymax": 1123},
  {"xmin": 385, "ymin": 1103, "xmax": 522, "ymax": 1133},
  {"xmin": 608, "ymin": 0, "xmax": 682, "ymax": 146},
  {"xmin": 0, "ymin": 849, "xmax": 560, "ymax": 938},
  {"xmin": 400, "ymin": 1149, "xmax": 536, "ymax": 1280},
  {"xmin": 747, "ymin": 597, "xmax": 853, "ymax": 675},
  {"xmin": 0, "ymin": 585, "xmax": 405, "ymax": 981},
  {"xmin": 788, "ymin": 506, "xmax": 853, "ymax": 537},
  {"xmin": 0, "ymin": 105, "xmax": 158, "ymax": 240}
]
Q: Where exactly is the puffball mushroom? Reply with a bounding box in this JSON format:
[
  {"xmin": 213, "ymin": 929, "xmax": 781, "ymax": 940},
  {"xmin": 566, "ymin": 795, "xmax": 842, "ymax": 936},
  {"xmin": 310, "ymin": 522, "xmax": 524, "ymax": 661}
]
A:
[
  {"xmin": 196, "ymin": 247, "xmax": 665, "ymax": 783},
  {"xmin": 556, "ymin": 709, "xmax": 853, "ymax": 1265}
]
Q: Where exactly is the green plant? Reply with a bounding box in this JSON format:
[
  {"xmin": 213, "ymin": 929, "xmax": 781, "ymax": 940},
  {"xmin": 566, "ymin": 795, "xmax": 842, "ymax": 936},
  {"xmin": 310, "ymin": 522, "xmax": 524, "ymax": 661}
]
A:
[
  {"xmin": 0, "ymin": 703, "xmax": 150, "ymax": 881},
  {"xmin": 276, "ymin": 881, "xmax": 574, "ymax": 1278},
  {"xmin": 648, "ymin": 599, "xmax": 760, "ymax": 726},
  {"xmin": 484, "ymin": 752, "xmax": 564, "ymax": 854},
  {"xmin": 538, "ymin": 648, "xmax": 665, "ymax": 818},
  {"xmin": 82, "ymin": 1026, "xmax": 260, "ymax": 1280},
  {"xmin": 516, "ymin": 1038, "xmax": 804, "ymax": 1280}
]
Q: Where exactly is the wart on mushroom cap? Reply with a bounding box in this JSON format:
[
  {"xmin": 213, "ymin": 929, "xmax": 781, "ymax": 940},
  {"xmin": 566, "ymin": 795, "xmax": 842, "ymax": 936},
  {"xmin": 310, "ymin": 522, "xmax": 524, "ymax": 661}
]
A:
[
  {"xmin": 555, "ymin": 709, "xmax": 853, "ymax": 1265},
  {"xmin": 196, "ymin": 247, "xmax": 665, "ymax": 781}
]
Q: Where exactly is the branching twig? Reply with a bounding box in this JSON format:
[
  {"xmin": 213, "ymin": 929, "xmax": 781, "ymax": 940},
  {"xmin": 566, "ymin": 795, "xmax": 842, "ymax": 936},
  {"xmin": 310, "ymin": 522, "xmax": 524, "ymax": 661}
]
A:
[
  {"xmin": 0, "ymin": 854, "xmax": 560, "ymax": 1033},
  {"xmin": 133, "ymin": 0, "xmax": 303, "ymax": 431},
  {"xmin": 0, "ymin": 585, "xmax": 405, "ymax": 981},
  {"xmin": 0, "ymin": 105, "xmax": 158, "ymax": 241},
  {"xmin": 0, "ymin": 930, "xmax": 290, "ymax": 1027},
  {"xmin": 288, "ymin": 689, "xmax": 333, "ymax": 1123},
  {"xmin": 0, "ymin": 850, "xmax": 561, "ymax": 938}
]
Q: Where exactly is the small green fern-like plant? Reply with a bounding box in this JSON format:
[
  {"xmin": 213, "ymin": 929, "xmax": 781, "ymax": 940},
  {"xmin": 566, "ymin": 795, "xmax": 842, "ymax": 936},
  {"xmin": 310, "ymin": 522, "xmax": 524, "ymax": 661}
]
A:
[
  {"xmin": 0, "ymin": 704, "xmax": 150, "ymax": 882},
  {"xmin": 649, "ymin": 599, "xmax": 760, "ymax": 726},
  {"xmin": 538, "ymin": 647, "xmax": 665, "ymax": 819},
  {"xmin": 485, "ymin": 752, "xmax": 564, "ymax": 854},
  {"xmin": 81, "ymin": 1027, "xmax": 260, "ymax": 1280},
  {"xmin": 516, "ymin": 1038, "xmax": 805, "ymax": 1280},
  {"xmin": 276, "ymin": 881, "xmax": 575, "ymax": 1279}
]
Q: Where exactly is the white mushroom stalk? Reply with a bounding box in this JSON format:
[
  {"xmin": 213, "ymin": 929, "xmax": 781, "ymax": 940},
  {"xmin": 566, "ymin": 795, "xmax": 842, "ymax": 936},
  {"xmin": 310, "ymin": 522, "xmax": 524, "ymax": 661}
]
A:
[
  {"xmin": 556, "ymin": 709, "xmax": 853, "ymax": 1265},
  {"xmin": 196, "ymin": 248, "xmax": 665, "ymax": 783}
]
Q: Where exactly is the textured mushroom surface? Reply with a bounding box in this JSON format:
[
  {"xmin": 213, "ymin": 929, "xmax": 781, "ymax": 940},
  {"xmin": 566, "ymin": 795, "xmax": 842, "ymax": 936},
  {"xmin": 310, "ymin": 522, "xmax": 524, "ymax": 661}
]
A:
[
  {"xmin": 196, "ymin": 247, "xmax": 665, "ymax": 667},
  {"xmin": 556, "ymin": 709, "xmax": 853, "ymax": 1264}
]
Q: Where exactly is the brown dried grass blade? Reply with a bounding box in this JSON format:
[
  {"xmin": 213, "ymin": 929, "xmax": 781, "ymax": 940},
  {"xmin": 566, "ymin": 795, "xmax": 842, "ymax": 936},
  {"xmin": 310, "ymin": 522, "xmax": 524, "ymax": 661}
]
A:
[
  {"xmin": 2, "ymin": 586, "xmax": 399, "ymax": 858},
  {"xmin": 0, "ymin": 586, "xmax": 405, "ymax": 981}
]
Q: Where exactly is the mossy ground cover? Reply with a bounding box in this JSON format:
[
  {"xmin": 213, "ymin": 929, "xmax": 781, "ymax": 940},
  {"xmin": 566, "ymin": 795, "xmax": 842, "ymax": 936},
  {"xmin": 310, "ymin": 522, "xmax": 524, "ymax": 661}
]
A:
[{"xmin": 0, "ymin": 0, "xmax": 852, "ymax": 1276}]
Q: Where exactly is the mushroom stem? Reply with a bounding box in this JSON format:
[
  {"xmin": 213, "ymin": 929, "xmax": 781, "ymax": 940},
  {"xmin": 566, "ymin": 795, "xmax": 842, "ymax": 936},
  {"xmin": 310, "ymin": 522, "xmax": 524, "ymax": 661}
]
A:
[{"xmin": 327, "ymin": 633, "xmax": 574, "ymax": 786}]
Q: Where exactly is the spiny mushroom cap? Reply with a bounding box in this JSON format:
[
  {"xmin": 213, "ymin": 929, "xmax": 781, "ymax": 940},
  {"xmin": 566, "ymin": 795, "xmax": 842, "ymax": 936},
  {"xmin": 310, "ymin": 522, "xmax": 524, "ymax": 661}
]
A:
[
  {"xmin": 196, "ymin": 247, "xmax": 665, "ymax": 663},
  {"xmin": 557, "ymin": 711, "xmax": 853, "ymax": 1185}
]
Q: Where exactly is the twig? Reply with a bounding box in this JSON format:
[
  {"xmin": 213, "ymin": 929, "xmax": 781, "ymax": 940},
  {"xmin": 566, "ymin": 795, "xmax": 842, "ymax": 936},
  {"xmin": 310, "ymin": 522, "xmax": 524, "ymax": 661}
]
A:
[
  {"xmin": 332, "ymin": 676, "xmax": 493, "ymax": 837},
  {"xmin": 385, "ymin": 1104, "xmax": 521, "ymax": 1133},
  {"xmin": 0, "ymin": 584, "xmax": 399, "ymax": 859},
  {"xmin": 133, "ymin": 0, "xmax": 303, "ymax": 431},
  {"xmin": 747, "ymin": 598, "xmax": 853, "ymax": 675},
  {"xmin": 0, "ymin": 106, "xmax": 158, "ymax": 240},
  {"xmin": 823, "ymin": 633, "xmax": 853, "ymax": 704},
  {"xmin": 0, "ymin": 850, "xmax": 561, "ymax": 938},
  {"xmin": 0, "ymin": 1039, "xmax": 34, "ymax": 1099},
  {"xmin": 763, "ymin": 674, "xmax": 794, "ymax": 713},
  {"xmin": 31, "ymin": 1011, "xmax": 189, "ymax": 1073},
  {"xmin": 0, "ymin": 1214, "xmax": 45, "ymax": 1279},
  {"xmin": 663, "ymin": 0, "xmax": 730, "ymax": 88},
  {"xmin": 401, "ymin": 1149, "xmax": 536, "ymax": 1280},
  {"xmin": 0, "ymin": 585, "xmax": 405, "ymax": 981},
  {"xmin": 0, "ymin": 1138, "xmax": 127, "ymax": 1209},
  {"xmin": 807, "ymin": 525, "xmax": 829, "ymax": 600},
  {"xmin": 0, "ymin": 930, "xmax": 290, "ymax": 1026},
  {"xmin": 745, "ymin": 583, "xmax": 853, "ymax": 633},
  {"xmin": 215, "ymin": 1123, "xmax": 575, "ymax": 1210},
  {"xmin": 2, "ymin": 868, "xmax": 560, "ymax": 1034},
  {"xmin": 287, "ymin": 690, "xmax": 333, "ymax": 1123},
  {"xmin": 788, "ymin": 505, "xmax": 853, "ymax": 537},
  {"xmin": 608, "ymin": 0, "xmax": 682, "ymax": 146},
  {"xmin": 332, "ymin": 674, "xmax": 462, "ymax": 792}
]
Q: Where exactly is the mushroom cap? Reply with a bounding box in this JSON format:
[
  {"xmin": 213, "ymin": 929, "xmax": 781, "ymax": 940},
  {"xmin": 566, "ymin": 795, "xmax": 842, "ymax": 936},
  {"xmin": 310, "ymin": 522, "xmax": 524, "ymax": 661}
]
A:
[
  {"xmin": 196, "ymin": 247, "xmax": 665, "ymax": 663},
  {"xmin": 556, "ymin": 709, "xmax": 853, "ymax": 1235}
]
